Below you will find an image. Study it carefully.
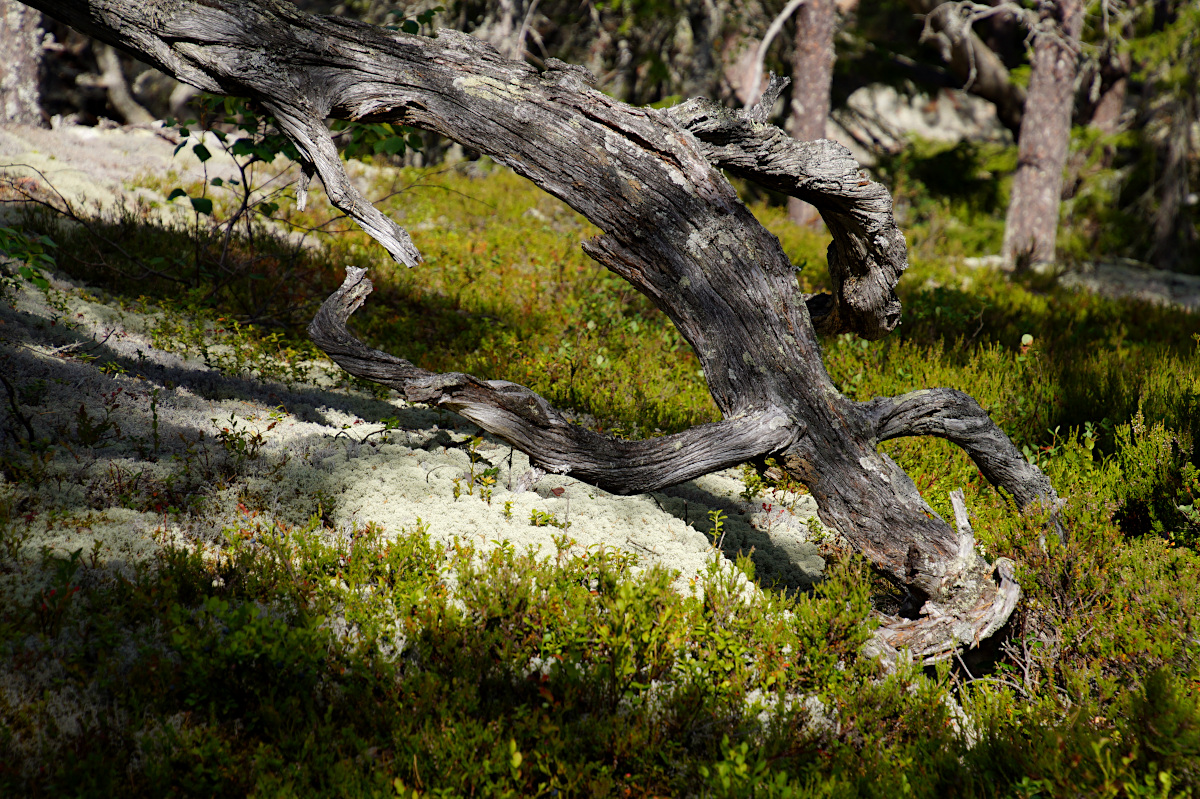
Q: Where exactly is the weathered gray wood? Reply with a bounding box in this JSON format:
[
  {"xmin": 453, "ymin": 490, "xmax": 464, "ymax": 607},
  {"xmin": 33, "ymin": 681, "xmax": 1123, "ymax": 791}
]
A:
[
  {"xmin": 869, "ymin": 555, "xmax": 1023, "ymax": 664},
  {"xmin": 862, "ymin": 387, "xmax": 1063, "ymax": 521},
  {"xmin": 23, "ymin": 0, "xmax": 1068, "ymax": 662},
  {"xmin": 667, "ymin": 75, "xmax": 907, "ymax": 341},
  {"xmin": 312, "ymin": 267, "xmax": 801, "ymax": 494}
]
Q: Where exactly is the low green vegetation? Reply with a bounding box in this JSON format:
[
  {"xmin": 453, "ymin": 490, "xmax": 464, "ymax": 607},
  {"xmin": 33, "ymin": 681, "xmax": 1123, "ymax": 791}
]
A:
[{"xmin": 2, "ymin": 140, "xmax": 1199, "ymax": 796}]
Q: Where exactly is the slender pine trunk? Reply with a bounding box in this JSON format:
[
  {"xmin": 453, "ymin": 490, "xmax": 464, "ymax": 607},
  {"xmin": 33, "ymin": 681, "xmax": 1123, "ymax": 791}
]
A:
[
  {"xmin": 1002, "ymin": 0, "xmax": 1084, "ymax": 269},
  {"xmin": 0, "ymin": 0, "xmax": 44, "ymax": 126},
  {"xmin": 788, "ymin": 0, "xmax": 836, "ymax": 227}
]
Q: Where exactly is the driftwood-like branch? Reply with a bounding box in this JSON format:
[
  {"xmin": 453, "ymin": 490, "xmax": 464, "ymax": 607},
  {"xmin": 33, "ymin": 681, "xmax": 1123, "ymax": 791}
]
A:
[
  {"xmin": 868, "ymin": 486, "xmax": 1020, "ymax": 662},
  {"xmin": 310, "ymin": 268, "xmax": 800, "ymax": 494},
  {"xmin": 667, "ymin": 77, "xmax": 907, "ymax": 341},
  {"xmin": 906, "ymin": 0, "xmax": 1027, "ymax": 135},
  {"xmin": 870, "ymin": 555, "xmax": 1022, "ymax": 663},
  {"xmin": 269, "ymin": 108, "xmax": 422, "ymax": 266},
  {"xmin": 862, "ymin": 388, "xmax": 1060, "ymax": 514},
  {"xmin": 25, "ymin": 0, "xmax": 1069, "ymax": 664}
]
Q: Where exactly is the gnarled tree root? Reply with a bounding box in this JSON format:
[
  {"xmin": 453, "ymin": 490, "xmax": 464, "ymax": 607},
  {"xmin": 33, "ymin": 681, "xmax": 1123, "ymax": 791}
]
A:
[
  {"xmin": 870, "ymin": 556, "xmax": 1021, "ymax": 665},
  {"xmin": 27, "ymin": 0, "xmax": 1068, "ymax": 666}
]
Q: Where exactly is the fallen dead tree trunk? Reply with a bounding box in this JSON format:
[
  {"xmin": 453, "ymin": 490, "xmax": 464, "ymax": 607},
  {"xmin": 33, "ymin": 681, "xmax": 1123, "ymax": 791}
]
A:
[{"xmin": 24, "ymin": 0, "xmax": 1063, "ymax": 663}]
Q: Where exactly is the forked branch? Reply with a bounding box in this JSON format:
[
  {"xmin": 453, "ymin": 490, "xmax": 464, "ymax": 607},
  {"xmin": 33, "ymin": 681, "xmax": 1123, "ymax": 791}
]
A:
[
  {"xmin": 310, "ymin": 268, "xmax": 801, "ymax": 494},
  {"xmin": 862, "ymin": 388, "xmax": 1063, "ymax": 528}
]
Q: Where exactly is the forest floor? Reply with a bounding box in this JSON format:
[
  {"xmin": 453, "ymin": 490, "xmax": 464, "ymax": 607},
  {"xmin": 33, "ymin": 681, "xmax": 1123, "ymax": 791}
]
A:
[
  {"xmin": 4, "ymin": 120, "xmax": 1199, "ymax": 312},
  {"xmin": 0, "ymin": 120, "xmax": 828, "ymax": 599},
  {"xmin": 2, "ymin": 119, "xmax": 1199, "ymax": 797}
]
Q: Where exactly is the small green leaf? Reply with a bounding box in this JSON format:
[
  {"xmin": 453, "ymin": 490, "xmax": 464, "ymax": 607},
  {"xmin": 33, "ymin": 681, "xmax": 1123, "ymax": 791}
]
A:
[
  {"xmin": 18, "ymin": 265, "xmax": 49, "ymax": 290},
  {"xmin": 167, "ymin": 188, "xmax": 187, "ymax": 201},
  {"xmin": 401, "ymin": 19, "xmax": 419, "ymax": 33},
  {"xmin": 375, "ymin": 136, "xmax": 407, "ymax": 155},
  {"xmin": 210, "ymin": 177, "xmax": 224, "ymax": 187},
  {"xmin": 192, "ymin": 143, "xmax": 212, "ymax": 162},
  {"xmin": 189, "ymin": 197, "xmax": 214, "ymax": 215}
]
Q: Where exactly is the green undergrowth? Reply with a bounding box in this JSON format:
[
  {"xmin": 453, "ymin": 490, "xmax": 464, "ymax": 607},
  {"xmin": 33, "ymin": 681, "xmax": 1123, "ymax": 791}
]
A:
[
  {"xmin": 2, "ymin": 509, "xmax": 1198, "ymax": 797},
  {"xmin": 336, "ymin": 166, "xmax": 725, "ymax": 434},
  {"xmin": 819, "ymin": 260, "xmax": 1200, "ymax": 543},
  {"xmin": 874, "ymin": 138, "xmax": 1016, "ymax": 260},
  {"xmin": 3, "ymin": 153, "xmax": 1200, "ymax": 795}
]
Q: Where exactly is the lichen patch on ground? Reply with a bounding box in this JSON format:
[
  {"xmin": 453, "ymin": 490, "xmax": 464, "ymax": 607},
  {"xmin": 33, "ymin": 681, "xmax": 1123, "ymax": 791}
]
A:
[{"xmin": 0, "ymin": 266, "xmax": 826, "ymax": 596}]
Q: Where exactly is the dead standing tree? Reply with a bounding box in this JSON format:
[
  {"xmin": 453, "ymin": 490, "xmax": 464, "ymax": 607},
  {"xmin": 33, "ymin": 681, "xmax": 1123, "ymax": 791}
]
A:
[{"xmin": 24, "ymin": 0, "xmax": 1061, "ymax": 662}]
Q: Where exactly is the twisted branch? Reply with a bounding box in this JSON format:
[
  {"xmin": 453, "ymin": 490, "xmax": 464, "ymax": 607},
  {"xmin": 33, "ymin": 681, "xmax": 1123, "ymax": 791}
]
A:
[{"xmin": 310, "ymin": 268, "xmax": 801, "ymax": 495}]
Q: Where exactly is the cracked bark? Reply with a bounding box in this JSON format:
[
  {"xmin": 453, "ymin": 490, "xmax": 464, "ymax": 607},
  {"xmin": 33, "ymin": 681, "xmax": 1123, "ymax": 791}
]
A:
[
  {"xmin": 24, "ymin": 0, "xmax": 1064, "ymax": 663},
  {"xmin": 1, "ymin": 0, "xmax": 43, "ymax": 126}
]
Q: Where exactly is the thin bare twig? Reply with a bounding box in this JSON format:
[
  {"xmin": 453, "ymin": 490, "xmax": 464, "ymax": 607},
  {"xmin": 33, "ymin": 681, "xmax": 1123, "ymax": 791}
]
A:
[
  {"xmin": 515, "ymin": 0, "xmax": 542, "ymax": 61},
  {"xmin": 745, "ymin": 0, "xmax": 807, "ymax": 111},
  {"xmin": 0, "ymin": 371, "xmax": 36, "ymax": 442}
]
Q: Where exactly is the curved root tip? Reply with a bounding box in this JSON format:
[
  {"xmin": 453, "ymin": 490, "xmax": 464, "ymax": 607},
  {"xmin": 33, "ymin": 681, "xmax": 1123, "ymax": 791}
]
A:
[
  {"xmin": 335, "ymin": 266, "xmax": 373, "ymax": 318},
  {"xmin": 868, "ymin": 558, "xmax": 1021, "ymax": 668}
]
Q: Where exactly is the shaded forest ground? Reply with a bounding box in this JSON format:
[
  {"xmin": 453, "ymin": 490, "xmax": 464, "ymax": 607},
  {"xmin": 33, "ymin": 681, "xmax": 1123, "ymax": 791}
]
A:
[{"xmin": 1, "ymin": 121, "xmax": 1199, "ymax": 796}]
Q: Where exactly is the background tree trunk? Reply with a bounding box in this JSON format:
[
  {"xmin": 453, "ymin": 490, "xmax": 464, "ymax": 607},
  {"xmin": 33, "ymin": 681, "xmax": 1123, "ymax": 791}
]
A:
[
  {"xmin": 1084, "ymin": 48, "xmax": 1131, "ymax": 136},
  {"xmin": 0, "ymin": 0, "xmax": 44, "ymax": 126},
  {"xmin": 788, "ymin": 0, "xmax": 836, "ymax": 227},
  {"xmin": 677, "ymin": 0, "xmax": 725, "ymax": 101},
  {"xmin": 1002, "ymin": 0, "xmax": 1084, "ymax": 269},
  {"xmin": 1149, "ymin": 94, "xmax": 1198, "ymax": 270}
]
